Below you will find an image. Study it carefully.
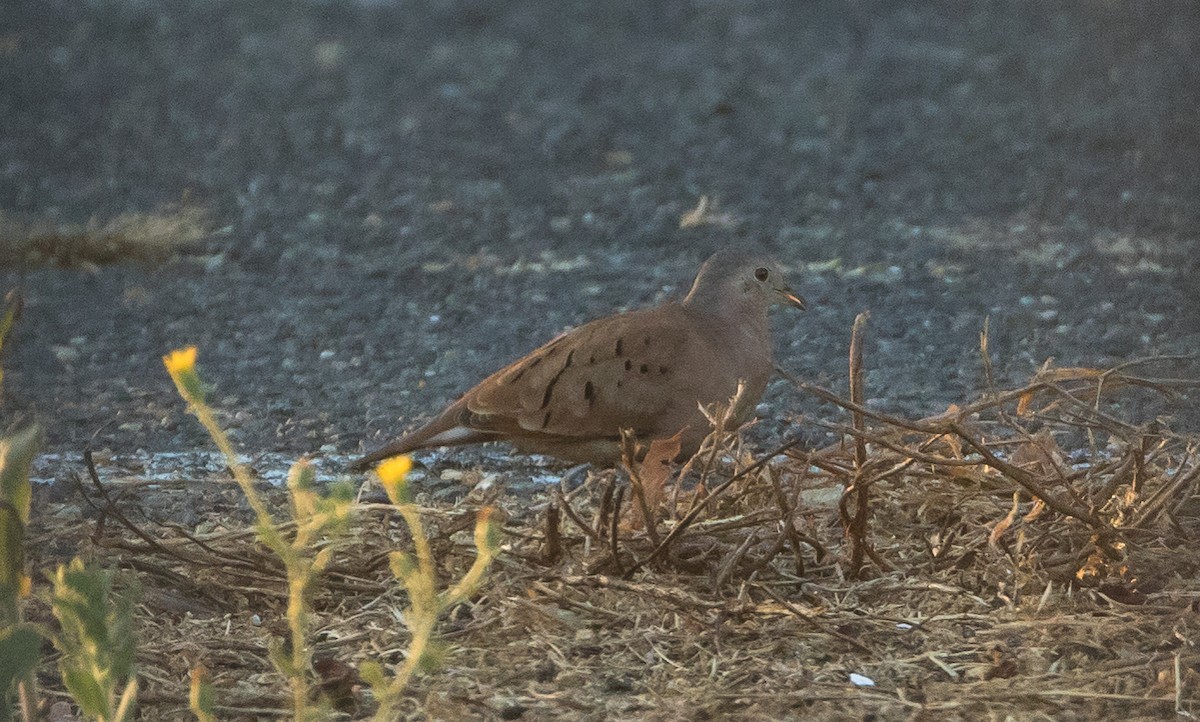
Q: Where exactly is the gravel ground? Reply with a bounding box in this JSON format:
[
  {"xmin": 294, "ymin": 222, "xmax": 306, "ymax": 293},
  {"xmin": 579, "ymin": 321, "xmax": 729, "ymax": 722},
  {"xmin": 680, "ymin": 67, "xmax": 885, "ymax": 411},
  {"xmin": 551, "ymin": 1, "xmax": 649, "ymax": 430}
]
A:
[{"xmin": 2, "ymin": 0, "xmax": 1198, "ymax": 467}]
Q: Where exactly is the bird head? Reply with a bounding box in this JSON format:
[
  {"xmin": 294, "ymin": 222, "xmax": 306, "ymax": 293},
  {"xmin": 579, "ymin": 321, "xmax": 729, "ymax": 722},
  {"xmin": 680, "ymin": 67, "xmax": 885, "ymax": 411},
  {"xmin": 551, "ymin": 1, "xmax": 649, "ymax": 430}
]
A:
[{"xmin": 684, "ymin": 249, "xmax": 807, "ymax": 316}]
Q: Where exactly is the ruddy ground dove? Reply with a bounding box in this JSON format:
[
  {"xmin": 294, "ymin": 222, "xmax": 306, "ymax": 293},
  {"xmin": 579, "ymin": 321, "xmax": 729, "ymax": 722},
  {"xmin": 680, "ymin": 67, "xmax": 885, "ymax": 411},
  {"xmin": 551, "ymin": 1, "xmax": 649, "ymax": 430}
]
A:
[{"xmin": 351, "ymin": 248, "xmax": 805, "ymax": 470}]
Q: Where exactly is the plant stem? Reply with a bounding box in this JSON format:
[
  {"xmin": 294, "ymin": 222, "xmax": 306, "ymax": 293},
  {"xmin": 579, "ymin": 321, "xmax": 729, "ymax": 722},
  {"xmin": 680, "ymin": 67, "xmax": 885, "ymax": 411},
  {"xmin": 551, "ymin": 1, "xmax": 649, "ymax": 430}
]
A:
[
  {"xmin": 175, "ymin": 386, "xmax": 313, "ymax": 716},
  {"xmin": 287, "ymin": 571, "xmax": 310, "ymax": 719}
]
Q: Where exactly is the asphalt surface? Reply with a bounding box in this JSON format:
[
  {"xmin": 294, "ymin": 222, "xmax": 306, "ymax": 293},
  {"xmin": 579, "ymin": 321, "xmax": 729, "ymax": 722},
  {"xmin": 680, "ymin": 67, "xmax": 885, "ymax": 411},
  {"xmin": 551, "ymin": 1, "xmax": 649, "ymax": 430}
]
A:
[{"xmin": 2, "ymin": 0, "xmax": 1198, "ymax": 467}]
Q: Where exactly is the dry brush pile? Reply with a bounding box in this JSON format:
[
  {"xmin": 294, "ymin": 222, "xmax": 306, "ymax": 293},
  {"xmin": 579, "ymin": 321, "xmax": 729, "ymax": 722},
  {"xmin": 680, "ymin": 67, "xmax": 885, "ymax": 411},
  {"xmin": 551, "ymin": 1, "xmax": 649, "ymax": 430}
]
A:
[{"xmin": 24, "ymin": 322, "xmax": 1200, "ymax": 720}]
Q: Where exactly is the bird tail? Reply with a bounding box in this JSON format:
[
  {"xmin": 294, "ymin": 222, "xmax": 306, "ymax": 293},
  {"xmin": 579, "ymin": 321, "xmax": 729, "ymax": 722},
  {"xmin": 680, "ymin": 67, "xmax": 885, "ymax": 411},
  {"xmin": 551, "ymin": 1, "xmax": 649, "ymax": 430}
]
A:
[
  {"xmin": 348, "ymin": 437, "xmax": 424, "ymax": 472},
  {"xmin": 348, "ymin": 398, "xmax": 495, "ymax": 472}
]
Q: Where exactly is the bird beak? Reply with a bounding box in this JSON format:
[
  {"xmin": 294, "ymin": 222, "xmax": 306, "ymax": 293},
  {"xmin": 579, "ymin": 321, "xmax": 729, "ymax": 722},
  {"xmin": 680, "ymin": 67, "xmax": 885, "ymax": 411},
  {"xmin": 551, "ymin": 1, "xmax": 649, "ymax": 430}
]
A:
[{"xmin": 776, "ymin": 286, "xmax": 807, "ymax": 310}]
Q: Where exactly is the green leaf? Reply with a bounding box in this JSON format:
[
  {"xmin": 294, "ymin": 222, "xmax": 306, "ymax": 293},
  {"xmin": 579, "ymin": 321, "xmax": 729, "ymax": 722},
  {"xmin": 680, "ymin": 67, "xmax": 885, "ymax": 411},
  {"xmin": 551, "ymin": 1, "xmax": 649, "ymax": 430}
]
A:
[
  {"xmin": 189, "ymin": 667, "xmax": 216, "ymax": 722},
  {"xmin": 266, "ymin": 637, "xmax": 295, "ymax": 677},
  {"xmin": 61, "ymin": 664, "xmax": 110, "ymax": 717},
  {"xmin": 254, "ymin": 521, "xmax": 288, "ymax": 557},
  {"xmin": 317, "ymin": 480, "xmax": 355, "ymax": 533},
  {"xmin": 357, "ymin": 660, "xmax": 386, "ymax": 692},
  {"xmin": 311, "ymin": 547, "xmax": 333, "ymax": 573},
  {"xmin": 53, "ymin": 561, "xmax": 112, "ymax": 652},
  {"xmin": 0, "ymin": 624, "xmax": 40, "ymax": 692},
  {"xmin": 107, "ymin": 575, "xmax": 139, "ymax": 681},
  {"xmin": 416, "ymin": 640, "xmax": 448, "ymax": 674},
  {"xmin": 50, "ymin": 560, "xmax": 140, "ymax": 719},
  {"xmin": 475, "ymin": 509, "xmax": 501, "ymax": 555},
  {"xmin": 0, "ymin": 290, "xmax": 22, "ymax": 360},
  {"xmin": 287, "ymin": 460, "xmax": 318, "ymax": 521},
  {"xmin": 113, "ymin": 677, "xmax": 138, "ymax": 722},
  {"xmin": 0, "ymin": 425, "xmax": 39, "ymax": 619},
  {"xmin": 0, "ymin": 424, "xmax": 40, "ymax": 525},
  {"xmin": 0, "ymin": 517, "xmax": 25, "ymax": 624},
  {"xmin": 388, "ymin": 551, "xmax": 416, "ymax": 586},
  {"xmin": 286, "ymin": 459, "xmax": 317, "ymax": 492},
  {"xmin": 326, "ymin": 480, "xmax": 355, "ymax": 504}
]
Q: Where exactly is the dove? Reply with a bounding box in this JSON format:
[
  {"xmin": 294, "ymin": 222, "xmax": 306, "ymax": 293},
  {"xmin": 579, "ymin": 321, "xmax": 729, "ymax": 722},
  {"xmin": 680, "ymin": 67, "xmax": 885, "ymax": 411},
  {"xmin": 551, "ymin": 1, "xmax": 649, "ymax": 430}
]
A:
[{"xmin": 350, "ymin": 248, "xmax": 805, "ymax": 470}]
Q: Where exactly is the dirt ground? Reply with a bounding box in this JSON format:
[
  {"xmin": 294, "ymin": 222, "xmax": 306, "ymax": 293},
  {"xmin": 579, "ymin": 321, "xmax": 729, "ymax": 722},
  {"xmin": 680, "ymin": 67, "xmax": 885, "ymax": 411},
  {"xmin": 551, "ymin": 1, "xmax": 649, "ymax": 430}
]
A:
[{"xmin": 2, "ymin": 0, "xmax": 1200, "ymax": 719}]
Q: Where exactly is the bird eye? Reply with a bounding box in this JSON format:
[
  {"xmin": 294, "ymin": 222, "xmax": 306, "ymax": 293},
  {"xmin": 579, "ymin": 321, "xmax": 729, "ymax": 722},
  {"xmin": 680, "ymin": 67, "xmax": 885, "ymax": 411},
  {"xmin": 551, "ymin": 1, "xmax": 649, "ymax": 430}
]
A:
[{"xmin": 754, "ymin": 267, "xmax": 769, "ymax": 282}]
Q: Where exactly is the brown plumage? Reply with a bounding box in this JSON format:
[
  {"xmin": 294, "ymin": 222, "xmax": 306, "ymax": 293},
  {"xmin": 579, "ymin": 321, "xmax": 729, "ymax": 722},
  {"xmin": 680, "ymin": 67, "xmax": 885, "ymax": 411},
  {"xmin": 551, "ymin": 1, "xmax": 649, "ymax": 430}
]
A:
[{"xmin": 350, "ymin": 249, "xmax": 805, "ymax": 470}]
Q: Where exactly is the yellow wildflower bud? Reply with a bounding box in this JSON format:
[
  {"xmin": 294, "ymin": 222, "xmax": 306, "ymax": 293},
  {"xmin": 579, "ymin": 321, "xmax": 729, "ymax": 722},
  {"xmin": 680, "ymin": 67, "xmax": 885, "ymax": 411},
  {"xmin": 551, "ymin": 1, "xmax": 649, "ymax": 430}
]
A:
[
  {"xmin": 163, "ymin": 346, "xmax": 197, "ymax": 374},
  {"xmin": 376, "ymin": 455, "xmax": 413, "ymax": 505},
  {"xmin": 162, "ymin": 346, "xmax": 205, "ymax": 403}
]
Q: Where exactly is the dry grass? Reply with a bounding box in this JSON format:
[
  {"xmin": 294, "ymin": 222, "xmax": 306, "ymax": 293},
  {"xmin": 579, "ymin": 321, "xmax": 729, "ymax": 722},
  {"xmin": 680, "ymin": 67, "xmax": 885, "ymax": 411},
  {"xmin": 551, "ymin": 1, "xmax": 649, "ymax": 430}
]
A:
[
  {"xmin": 0, "ymin": 204, "xmax": 207, "ymax": 268},
  {"xmin": 22, "ymin": 341, "xmax": 1200, "ymax": 720}
]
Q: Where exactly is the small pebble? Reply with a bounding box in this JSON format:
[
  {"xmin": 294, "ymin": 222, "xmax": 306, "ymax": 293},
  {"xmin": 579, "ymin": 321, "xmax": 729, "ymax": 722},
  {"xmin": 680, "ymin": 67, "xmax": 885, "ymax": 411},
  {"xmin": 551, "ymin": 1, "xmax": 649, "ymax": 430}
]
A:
[
  {"xmin": 849, "ymin": 673, "xmax": 876, "ymax": 687},
  {"xmin": 574, "ymin": 628, "xmax": 597, "ymax": 644},
  {"xmin": 52, "ymin": 345, "xmax": 80, "ymax": 363}
]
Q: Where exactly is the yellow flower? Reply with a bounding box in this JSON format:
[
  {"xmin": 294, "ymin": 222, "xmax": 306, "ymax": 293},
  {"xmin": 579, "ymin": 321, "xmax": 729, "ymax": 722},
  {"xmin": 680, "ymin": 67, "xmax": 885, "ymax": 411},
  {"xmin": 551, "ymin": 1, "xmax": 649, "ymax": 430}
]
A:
[
  {"xmin": 376, "ymin": 455, "xmax": 413, "ymax": 505},
  {"xmin": 376, "ymin": 455, "xmax": 412, "ymax": 483},
  {"xmin": 163, "ymin": 346, "xmax": 205, "ymax": 403},
  {"xmin": 163, "ymin": 346, "xmax": 197, "ymax": 374}
]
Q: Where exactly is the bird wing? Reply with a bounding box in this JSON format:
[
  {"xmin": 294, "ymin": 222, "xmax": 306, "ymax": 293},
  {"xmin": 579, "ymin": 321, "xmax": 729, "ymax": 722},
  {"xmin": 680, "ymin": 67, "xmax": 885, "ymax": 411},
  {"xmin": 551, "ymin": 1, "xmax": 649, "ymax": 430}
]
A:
[{"xmin": 466, "ymin": 304, "xmax": 695, "ymax": 440}]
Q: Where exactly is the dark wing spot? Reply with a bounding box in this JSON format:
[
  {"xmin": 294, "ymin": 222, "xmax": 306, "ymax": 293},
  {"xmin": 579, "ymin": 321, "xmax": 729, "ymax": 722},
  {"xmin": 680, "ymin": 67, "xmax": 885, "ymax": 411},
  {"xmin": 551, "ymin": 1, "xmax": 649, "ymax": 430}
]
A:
[
  {"xmin": 615, "ymin": 338, "xmax": 624, "ymax": 356},
  {"xmin": 659, "ymin": 365, "xmax": 669, "ymax": 375},
  {"xmin": 624, "ymin": 359, "xmax": 632, "ymax": 371},
  {"xmin": 616, "ymin": 380, "xmax": 623, "ymax": 388},
  {"xmin": 643, "ymin": 338, "xmax": 651, "ymax": 347},
  {"xmin": 589, "ymin": 355, "xmax": 596, "ymax": 364},
  {"xmin": 584, "ymin": 380, "xmax": 595, "ymax": 406},
  {"xmin": 541, "ymin": 411, "xmax": 552, "ymax": 428},
  {"xmin": 639, "ymin": 364, "xmax": 649, "ymax": 373},
  {"xmin": 539, "ymin": 354, "xmax": 575, "ymax": 409}
]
